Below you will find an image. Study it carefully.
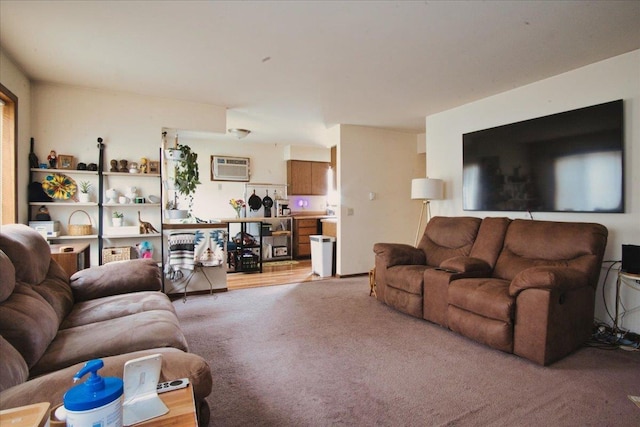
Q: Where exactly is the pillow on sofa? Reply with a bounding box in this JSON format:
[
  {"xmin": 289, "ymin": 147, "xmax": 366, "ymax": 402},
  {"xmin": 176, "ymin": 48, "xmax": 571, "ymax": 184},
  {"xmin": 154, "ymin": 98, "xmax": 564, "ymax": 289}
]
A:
[
  {"xmin": 70, "ymin": 259, "xmax": 161, "ymax": 302},
  {"xmin": 0, "ymin": 335, "xmax": 29, "ymax": 392}
]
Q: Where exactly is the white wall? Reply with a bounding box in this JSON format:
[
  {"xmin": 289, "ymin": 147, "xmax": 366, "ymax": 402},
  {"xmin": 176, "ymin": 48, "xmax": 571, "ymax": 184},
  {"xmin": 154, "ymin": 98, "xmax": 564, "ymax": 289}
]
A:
[
  {"xmin": 284, "ymin": 145, "xmax": 331, "ymax": 162},
  {"xmin": 0, "ymin": 48, "xmax": 31, "ymax": 224},
  {"xmin": 426, "ymin": 50, "xmax": 640, "ymax": 333},
  {"xmin": 29, "ymin": 82, "xmax": 227, "ymax": 265},
  {"xmin": 32, "ymin": 83, "xmax": 227, "ymax": 164},
  {"xmin": 174, "ymin": 134, "xmax": 290, "ymax": 220},
  {"xmin": 338, "ymin": 125, "xmax": 424, "ymax": 276}
]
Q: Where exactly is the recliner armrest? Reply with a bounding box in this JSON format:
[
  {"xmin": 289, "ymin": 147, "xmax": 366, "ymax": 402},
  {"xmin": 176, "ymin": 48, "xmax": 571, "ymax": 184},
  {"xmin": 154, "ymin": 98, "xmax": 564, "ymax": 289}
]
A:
[
  {"xmin": 373, "ymin": 243, "xmax": 426, "ymax": 268},
  {"xmin": 70, "ymin": 259, "xmax": 161, "ymax": 302},
  {"xmin": 439, "ymin": 256, "xmax": 491, "ymax": 274},
  {"xmin": 509, "ymin": 266, "xmax": 589, "ymax": 297}
]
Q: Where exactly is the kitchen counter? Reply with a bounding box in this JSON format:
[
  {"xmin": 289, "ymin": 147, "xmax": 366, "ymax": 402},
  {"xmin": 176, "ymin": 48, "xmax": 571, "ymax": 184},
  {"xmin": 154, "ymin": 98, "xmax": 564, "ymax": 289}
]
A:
[{"xmin": 320, "ymin": 218, "xmax": 337, "ymax": 238}]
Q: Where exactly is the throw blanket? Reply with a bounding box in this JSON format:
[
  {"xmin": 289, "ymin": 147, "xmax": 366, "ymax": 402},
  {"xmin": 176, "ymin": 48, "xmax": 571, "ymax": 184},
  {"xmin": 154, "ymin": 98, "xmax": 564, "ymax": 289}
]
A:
[
  {"xmin": 167, "ymin": 232, "xmax": 196, "ymax": 272},
  {"xmin": 165, "ymin": 230, "xmax": 227, "ymax": 279}
]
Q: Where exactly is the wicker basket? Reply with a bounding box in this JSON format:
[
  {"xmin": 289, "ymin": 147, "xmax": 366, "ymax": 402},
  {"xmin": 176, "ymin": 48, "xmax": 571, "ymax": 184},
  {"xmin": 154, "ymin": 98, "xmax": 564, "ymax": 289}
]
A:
[
  {"xmin": 102, "ymin": 246, "xmax": 136, "ymax": 264},
  {"xmin": 67, "ymin": 210, "xmax": 93, "ymax": 236}
]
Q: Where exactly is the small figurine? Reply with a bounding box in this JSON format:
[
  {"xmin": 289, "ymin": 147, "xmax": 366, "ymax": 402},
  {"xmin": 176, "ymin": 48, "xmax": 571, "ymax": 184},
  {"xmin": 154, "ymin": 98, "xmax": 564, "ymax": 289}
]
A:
[
  {"xmin": 139, "ymin": 157, "xmax": 148, "ymax": 174},
  {"xmin": 129, "ymin": 162, "xmax": 139, "ymax": 174},
  {"xmin": 137, "ymin": 241, "xmax": 153, "ymax": 259},
  {"xmin": 48, "ymin": 150, "xmax": 57, "ymax": 168},
  {"xmin": 110, "ymin": 159, "xmax": 118, "ymax": 172},
  {"xmin": 118, "ymin": 159, "xmax": 128, "ymax": 172},
  {"xmin": 35, "ymin": 205, "xmax": 51, "ymax": 221},
  {"xmin": 125, "ymin": 187, "xmax": 138, "ymax": 201},
  {"xmin": 138, "ymin": 211, "xmax": 159, "ymax": 234}
]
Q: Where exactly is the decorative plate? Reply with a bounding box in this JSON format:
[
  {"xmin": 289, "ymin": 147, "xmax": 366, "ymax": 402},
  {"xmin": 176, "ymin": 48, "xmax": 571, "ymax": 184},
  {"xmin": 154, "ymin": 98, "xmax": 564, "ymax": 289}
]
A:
[{"xmin": 42, "ymin": 173, "xmax": 77, "ymax": 200}]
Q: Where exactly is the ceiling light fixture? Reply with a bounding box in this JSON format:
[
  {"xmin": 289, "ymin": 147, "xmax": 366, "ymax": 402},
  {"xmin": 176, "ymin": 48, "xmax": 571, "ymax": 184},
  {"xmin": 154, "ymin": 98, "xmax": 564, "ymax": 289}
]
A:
[{"xmin": 228, "ymin": 128, "xmax": 251, "ymax": 139}]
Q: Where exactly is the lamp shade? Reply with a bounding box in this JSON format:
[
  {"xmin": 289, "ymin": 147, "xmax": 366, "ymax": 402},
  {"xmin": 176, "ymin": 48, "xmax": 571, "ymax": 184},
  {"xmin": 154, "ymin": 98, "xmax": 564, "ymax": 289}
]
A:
[{"xmin": 411, "ymin": 178, "xmax": 443, "ymax": 200}]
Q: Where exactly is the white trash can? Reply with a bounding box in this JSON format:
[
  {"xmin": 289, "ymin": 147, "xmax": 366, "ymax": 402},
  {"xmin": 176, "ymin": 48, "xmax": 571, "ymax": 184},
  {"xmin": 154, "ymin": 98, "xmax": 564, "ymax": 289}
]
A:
[{"xmin": 310, "ymin": 235, "xmax": 336, "ymax": 277}]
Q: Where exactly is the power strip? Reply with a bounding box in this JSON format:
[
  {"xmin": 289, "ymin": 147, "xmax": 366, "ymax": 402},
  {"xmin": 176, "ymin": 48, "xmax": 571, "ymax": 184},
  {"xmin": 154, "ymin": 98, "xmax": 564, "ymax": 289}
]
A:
[{"xmin": 156, "ymin": 378, "xmax": 189, "ymax": 394}]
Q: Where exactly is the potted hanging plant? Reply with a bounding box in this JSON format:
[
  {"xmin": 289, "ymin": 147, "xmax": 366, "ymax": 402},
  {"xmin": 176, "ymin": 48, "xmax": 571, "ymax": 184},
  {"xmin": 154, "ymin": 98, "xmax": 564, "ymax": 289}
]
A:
[
  {"xmin": 166, "ymin": 143, "xmax": 200, "ymax": 219},
  {"xmin": 78, "ymin": 181, "xmax": 92, "ymax": 203},
  {"xmin": 112, "ymin": 211, "xmax": 124, "ymax": 227}
]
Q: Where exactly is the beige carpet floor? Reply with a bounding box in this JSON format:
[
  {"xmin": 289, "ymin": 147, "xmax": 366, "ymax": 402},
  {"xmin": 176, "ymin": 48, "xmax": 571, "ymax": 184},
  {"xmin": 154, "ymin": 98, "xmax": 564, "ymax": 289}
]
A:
[{"xmin": 173, "ymin": 276, "xmax": 640, "ymax": 426}]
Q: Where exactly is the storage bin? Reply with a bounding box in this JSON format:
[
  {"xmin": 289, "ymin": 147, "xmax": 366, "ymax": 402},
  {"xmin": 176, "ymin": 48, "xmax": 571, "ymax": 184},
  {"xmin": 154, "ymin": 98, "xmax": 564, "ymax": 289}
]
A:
[
  {"xmin": 102, "ymin": 246, "xmax": 136, "ymax": 264},
  {"xmin": 238, "ymin": 253, "xmax": 259, "ymax": 270},
  {"xmin": 29, "ymin": 220, "xmax": 60, "ymax": 237}
]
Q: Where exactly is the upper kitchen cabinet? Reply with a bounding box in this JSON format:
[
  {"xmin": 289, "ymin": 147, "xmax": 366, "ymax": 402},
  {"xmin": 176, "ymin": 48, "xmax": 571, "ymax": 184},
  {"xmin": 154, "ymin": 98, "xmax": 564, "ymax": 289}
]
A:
[{"xmin": 287, "ymin": 160, "xmax": 330, "ymax": 195}]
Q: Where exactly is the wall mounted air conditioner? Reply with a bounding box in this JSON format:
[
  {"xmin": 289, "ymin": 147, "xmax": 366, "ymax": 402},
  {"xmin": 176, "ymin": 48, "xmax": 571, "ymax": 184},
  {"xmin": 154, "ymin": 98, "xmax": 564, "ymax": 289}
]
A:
[{"xmin": 211, "ymin": 155, "xmax": 250, "ymax": 182}]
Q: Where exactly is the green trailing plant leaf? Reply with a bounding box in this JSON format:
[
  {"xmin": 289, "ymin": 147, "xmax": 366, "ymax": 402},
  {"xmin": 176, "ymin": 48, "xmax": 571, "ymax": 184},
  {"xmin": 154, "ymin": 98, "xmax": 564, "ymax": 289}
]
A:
[{"xmin": 172, "ymin": 144, "xmax": 200, "ymax": 213}]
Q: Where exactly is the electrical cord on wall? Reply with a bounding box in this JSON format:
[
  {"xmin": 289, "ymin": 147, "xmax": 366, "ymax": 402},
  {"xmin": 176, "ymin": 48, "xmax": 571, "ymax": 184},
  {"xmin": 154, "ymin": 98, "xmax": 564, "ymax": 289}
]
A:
[
  {"xmin": 588, "ymin": 260, "xmax": 640, "ymax": 351},
  {"xmin": 600, "ymin": 260, "xmax": 621, "ymax": 325}
]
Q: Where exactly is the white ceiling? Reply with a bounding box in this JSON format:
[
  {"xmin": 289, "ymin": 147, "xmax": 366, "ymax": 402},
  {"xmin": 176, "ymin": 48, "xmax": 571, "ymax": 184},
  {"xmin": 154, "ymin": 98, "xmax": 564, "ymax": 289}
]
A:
[{"xmin": 1, "ymin": 1, "xmax": 639, "ymax": 146}]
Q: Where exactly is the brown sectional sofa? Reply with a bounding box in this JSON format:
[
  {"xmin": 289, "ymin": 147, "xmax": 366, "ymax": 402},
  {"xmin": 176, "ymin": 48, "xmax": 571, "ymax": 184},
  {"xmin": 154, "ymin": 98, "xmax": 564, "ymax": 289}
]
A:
[
  {"xmin": 374, "ymin": 216, "xmax": 608, "ymax": 365},
  {"xmin": 0, "ymin": 224, "xmax": 212, "ymax": 424}
]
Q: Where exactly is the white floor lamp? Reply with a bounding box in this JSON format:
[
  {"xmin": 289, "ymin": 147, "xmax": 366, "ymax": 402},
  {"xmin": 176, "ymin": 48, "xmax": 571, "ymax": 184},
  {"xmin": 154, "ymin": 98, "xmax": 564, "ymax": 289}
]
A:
[{"xmin": 411, "ymin": 178, "xmax": 444, "ymax": 246}]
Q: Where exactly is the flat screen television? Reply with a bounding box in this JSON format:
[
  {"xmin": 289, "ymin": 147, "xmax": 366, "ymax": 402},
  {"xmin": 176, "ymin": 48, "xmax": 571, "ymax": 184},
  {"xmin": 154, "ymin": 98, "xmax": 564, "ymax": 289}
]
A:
[{"xmin": 462, "ymin": 99, "xmax": 624, "ymax": 213}]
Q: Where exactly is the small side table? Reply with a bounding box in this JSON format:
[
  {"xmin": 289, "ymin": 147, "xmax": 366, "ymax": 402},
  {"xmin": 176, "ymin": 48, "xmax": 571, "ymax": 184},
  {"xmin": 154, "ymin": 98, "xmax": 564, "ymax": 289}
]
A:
[
  {"xmin": 50, "ymin": 242, "xmax": 90, "ymax": 277},
  {"xmin": 135, "ymin": 384, "xmax": 197, "ymax": 427},
  {"xmin": 614, "ymin": 271, "xmax": 640, "ymax": 331}
]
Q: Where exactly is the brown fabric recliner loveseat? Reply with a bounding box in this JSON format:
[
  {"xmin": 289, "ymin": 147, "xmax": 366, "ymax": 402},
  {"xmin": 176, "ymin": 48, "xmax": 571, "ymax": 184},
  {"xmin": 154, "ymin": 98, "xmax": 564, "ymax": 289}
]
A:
[
  {"xmin": 374, "ymin": 216, "xmax": 608, "ymax": 365},
  {"xmin": 0, "ymin": 224, "xmax": 212, "ymax": 424}
]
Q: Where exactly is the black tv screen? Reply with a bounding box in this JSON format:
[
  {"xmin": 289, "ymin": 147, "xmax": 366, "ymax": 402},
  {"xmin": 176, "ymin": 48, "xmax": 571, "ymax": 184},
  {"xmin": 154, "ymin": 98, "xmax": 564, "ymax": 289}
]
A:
[{"xmin": 462, "ymin": 99, "xmax": 624, "ymax": 213}]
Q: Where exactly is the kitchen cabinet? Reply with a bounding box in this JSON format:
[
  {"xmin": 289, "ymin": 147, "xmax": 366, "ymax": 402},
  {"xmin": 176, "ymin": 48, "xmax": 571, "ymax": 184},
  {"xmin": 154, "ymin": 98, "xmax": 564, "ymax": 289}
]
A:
[
  {"xmin": 292, "ymin": 217, "xmax": 319, "ymax": 258},
  {"xmin": 287, "ymin": 160, "xmax": 330, "ymax": 195}
]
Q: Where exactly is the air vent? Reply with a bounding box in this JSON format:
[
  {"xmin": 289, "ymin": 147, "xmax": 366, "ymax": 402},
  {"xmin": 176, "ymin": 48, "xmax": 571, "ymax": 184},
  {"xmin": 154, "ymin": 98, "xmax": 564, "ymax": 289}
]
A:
[{"xmin": 211, "ymin": 156, "xmax": 250, "ymax": 181}]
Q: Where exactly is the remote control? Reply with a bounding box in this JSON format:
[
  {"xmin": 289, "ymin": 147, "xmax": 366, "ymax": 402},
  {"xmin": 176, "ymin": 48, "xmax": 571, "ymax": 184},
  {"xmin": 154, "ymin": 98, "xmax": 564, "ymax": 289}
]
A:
[{"xmin": 156, "ymin": 378, "xmax": 189, "ymax": 394}]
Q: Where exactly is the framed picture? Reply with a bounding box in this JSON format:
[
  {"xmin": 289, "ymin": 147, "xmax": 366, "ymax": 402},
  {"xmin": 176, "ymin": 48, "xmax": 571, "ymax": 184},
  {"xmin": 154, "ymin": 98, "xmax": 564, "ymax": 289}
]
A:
[
  {"xmin": 148, "ymin": 161, "xmax": 160, "ymax": 174},
  {"xmin": 58, "ymin": 155, "xmax": 74, "ymax": 170}
]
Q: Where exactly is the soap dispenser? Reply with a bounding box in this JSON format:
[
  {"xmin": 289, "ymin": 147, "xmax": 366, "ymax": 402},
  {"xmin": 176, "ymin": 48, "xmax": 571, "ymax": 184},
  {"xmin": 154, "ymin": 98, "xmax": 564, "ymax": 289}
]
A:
[{"xmin": 63, "ymin": 359, "xmax": 124, "ymax": 427}]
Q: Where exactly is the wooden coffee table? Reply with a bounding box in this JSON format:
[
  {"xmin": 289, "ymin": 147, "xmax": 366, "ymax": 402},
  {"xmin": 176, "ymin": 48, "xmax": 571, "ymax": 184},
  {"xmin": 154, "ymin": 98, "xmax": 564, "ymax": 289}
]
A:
[{"xmin": 135, "ymin": 384, "xmax": 197, "ymax": 426}]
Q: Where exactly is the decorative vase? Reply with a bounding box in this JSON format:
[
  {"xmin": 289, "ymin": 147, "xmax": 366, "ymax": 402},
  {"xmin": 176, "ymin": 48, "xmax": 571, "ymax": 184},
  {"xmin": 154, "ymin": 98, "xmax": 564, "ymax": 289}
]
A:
[
  {"xmin": 165, "ymin": 209, "xmax": 189, "ymax": 219},
  {"xmin": 112, "ymin": 218, "xmax": 123, "ymax": 227},
  {"xmin": 106, "ymin": 188, "xmax": 118, "ymax": 204},
  {"xmin": 78, "ymin": 193, "xmax": 90, "ymax": 203}
]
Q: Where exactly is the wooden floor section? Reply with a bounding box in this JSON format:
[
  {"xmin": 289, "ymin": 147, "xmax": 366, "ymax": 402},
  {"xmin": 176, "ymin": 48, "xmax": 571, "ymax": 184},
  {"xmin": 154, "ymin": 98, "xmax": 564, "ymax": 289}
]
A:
[{"xmin": 226, "ymin": 259, "xmax": 329, "ymax": 290}]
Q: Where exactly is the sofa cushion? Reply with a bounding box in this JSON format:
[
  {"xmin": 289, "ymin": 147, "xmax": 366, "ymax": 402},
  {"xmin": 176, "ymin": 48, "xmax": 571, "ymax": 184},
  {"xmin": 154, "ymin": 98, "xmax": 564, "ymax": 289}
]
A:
[
  {"xmin": 0, "ymin": 348, "xmax": 211, "ymax": 412},
  {"xmin": 0, "ymin": 335, "xmax": 29, "ymax": 392},
  {"xmin": 493, "ymin": 219, "xmax": 608, "ymax": 283},
  {"xmin": 30, "ymin": 310, "xmax": 189, "ymax": 377},
  {"xmin": 28, "ymin": 260, "xmax": 74, "ymax": 325},
  {"xmin": 385, "ymin": 264, "xmax": 430, "ymax": 295},
  {"xmin": 70, "ymin": 259, "xmax": 162, "ymax": 302},
  {"xmin": 0, "ymin": 250, "xmax": 16, "ymax": 302},
  {"xmin": 468, "ymin": 217, "xmax": 511, "ymax": 268},
  {"xmin": 0, "ymin": 283, "xmax": 58, "ymax": 368},
  {"xmin": 448, "ymin": 277, "xmax": 514, "ymax": 322},
  {"xmin": 417, "ymin": 217, "xmax": 482, "ymax": 267},
  {"xmin": 61, "ymin": 291, "xmax": 177, "ymax": 329},
  {"xmin": 0, "ymin": 224, "xmax": 51, "ymax": 286}
]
